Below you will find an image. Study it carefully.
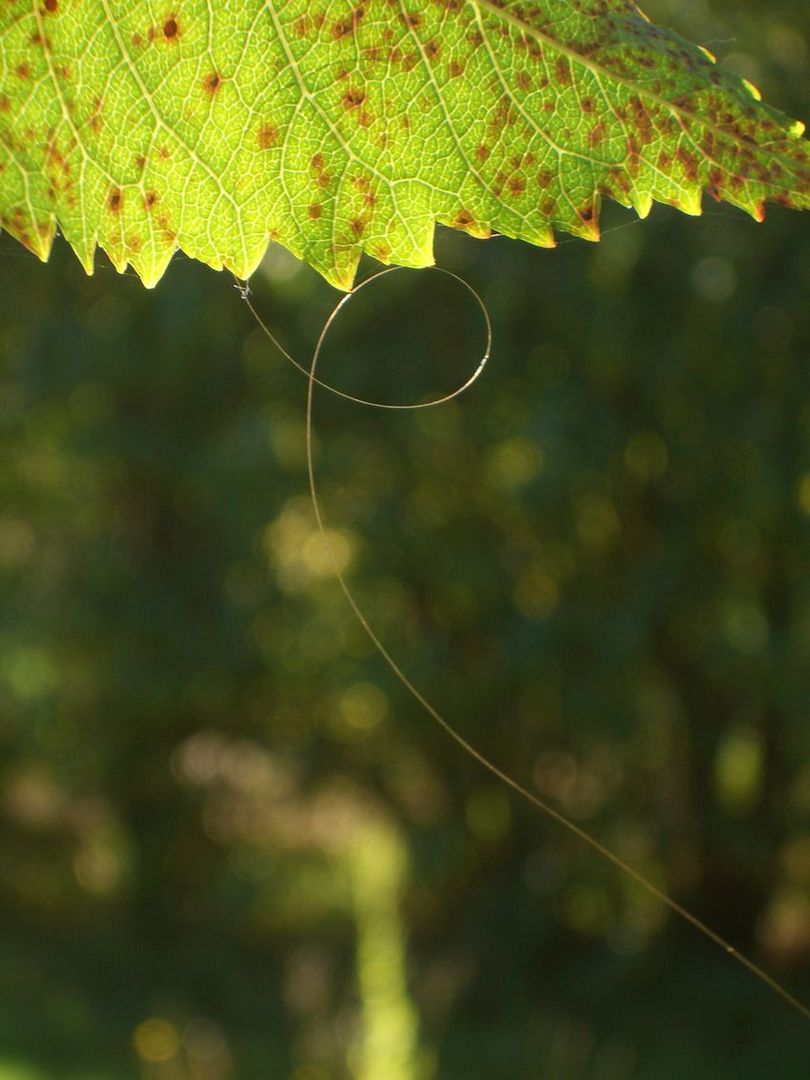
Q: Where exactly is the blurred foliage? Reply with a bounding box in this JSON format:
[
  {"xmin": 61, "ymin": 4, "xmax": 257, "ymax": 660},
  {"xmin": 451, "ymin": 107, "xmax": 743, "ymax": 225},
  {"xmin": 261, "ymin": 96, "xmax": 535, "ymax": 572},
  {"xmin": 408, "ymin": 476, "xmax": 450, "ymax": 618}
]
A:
[{"xmin": 1, "ymin": 2, "xmax": 810, "ymax": 1077}]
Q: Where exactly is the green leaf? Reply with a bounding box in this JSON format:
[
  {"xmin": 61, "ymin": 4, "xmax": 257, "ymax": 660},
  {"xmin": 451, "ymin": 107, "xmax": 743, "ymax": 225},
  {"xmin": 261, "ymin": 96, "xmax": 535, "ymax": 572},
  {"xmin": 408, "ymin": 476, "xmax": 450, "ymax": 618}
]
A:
[{"xmin": 1, "ymin": 1, "xmax": 808, "ymax": 288}]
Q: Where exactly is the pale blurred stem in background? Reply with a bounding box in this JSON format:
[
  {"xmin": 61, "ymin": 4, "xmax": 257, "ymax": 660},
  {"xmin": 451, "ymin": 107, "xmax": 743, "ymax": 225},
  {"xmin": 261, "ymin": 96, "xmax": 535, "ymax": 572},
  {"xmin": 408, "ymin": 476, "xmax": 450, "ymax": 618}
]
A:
[{"xmin": 345, "ymin": 817, "xmax": 421, "ymax": 1080}]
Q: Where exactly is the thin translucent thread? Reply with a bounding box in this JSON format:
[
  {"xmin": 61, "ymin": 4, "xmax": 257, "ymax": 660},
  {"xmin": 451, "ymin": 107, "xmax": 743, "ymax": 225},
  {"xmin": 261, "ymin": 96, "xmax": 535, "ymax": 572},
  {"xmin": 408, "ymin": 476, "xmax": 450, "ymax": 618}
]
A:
[{"xmin": 239, "ymin": 266, "xmax": 810, "ymax": 1026}]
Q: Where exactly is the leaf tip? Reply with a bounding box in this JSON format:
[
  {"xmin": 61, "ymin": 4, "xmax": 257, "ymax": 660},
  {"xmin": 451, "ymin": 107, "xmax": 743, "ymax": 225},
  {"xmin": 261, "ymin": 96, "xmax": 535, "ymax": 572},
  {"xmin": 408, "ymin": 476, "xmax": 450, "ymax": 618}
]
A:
[
  {"xmin": 137, "ymin": 259, "xmax": 171, "ymax": 289},
  {"xmin": 225, "ymin": 238, "xmax": 270, "ymax": 284},
  {"xmin": 630, "ymin": 191, "xmax": 653, "ymax": 220},
  {"xmin": 527, "ymin": 225, "xmax": 556, "ymax": 250},
  {"xmin": 1, "ymin": 213, "xmax": 56, "ymax": 264},
  {"xmin": 678, "ymin": 189, "xmax": 704, "ymax": 218},
  {"xmin": 751, "ymin": 200, "xmax": 767, "ymax": 224},
  {"xmin": 327, "ymin": 268, "xmax": 358, "ymax": 292}
]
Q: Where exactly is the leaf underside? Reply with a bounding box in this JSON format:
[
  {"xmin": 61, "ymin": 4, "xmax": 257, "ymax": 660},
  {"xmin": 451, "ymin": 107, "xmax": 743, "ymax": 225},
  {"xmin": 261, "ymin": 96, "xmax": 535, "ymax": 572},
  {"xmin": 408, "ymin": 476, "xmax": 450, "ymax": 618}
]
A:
[{"xmin": 1, "ymin": 0, "xmax": 808, "ymax": 289}]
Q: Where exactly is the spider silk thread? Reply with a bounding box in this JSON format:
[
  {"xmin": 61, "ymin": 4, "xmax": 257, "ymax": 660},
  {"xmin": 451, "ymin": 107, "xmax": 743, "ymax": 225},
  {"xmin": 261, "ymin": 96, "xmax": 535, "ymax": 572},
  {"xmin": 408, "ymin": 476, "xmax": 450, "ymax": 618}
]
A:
[{"xmin": 239, "ymin": 265, "xmax": 810, "ymax": 1026}]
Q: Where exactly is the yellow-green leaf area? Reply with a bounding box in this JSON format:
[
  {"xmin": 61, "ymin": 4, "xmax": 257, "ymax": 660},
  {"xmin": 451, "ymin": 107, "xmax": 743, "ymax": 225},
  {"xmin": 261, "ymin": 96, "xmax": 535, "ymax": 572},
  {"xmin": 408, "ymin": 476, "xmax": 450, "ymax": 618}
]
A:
[{"xmin": 1, "ymin": 0, "xmax": 808, "ymax": 288}]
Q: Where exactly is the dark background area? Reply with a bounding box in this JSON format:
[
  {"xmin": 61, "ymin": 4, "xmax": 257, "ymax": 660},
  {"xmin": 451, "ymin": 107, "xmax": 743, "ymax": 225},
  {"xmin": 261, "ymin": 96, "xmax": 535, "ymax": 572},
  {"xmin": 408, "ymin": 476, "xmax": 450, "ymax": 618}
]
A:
[{"xmin": 1, "ymin": 1, "xmax": 810, "ymax": 1076}]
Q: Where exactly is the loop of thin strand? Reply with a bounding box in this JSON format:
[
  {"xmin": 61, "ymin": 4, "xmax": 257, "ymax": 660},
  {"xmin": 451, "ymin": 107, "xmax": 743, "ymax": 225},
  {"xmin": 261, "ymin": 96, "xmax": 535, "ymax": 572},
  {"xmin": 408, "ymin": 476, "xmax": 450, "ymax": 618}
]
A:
[
  {"xmin": 242, "ymin": 266, "xmax": 491, "ymax": 410},
  {"xmin": 239, "ymin": 266, "xmax": 810, "ymax": 1026}
]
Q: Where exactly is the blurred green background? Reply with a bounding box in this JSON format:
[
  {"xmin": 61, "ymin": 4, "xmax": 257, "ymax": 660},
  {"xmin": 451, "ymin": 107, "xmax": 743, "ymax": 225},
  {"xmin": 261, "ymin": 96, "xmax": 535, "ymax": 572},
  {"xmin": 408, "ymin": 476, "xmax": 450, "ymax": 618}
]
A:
[{"xmin": 2, "ymin": 2, "xmax": 810, "ymax": 1076}]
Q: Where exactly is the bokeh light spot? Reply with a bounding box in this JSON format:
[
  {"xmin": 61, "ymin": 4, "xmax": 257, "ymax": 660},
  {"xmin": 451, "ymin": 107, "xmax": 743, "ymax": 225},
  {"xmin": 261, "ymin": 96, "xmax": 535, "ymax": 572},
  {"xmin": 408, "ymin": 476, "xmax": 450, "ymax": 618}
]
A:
[{"xmin": 132, "ymin": 1018, "xmax": 180, "ymax": 1063}]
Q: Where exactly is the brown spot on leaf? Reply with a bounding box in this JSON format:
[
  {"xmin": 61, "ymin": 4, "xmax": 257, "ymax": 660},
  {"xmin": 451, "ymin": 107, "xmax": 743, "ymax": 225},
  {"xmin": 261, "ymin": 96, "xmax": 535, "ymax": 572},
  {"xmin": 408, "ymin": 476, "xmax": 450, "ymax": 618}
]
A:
[
  {"xmin": 343, "ymin": 88, "xmax": 366, "ymax": 109},
  {"xmin": 258, "ymin": 124, "xmax": 278, "ymax": 149},
  {"xmin": 676, "ymin": 147, "xmax": 698, "ymax": 182},
  {"xmin": 555, "ymin": 57, "xmax": 571, "ymax": 86},
  {"xmin": 204, "ymin": 72, "xmax": 222, "ymax": 94},
  {"xmin": 308, "ymin": 204, "xmax": 322, "ymax": 220},
  {"xmin": 43, "ymin": 0, "xmax": 58, "ymax": 12},
  {"xmin": 108, "ymin": 188, "xmax": 123, "ymax": 213},
  {"xmin": 536, "ymin": 168, "xmax": 554, "ymax": 189},
  {"xmin": 589, "ymin": 122, "xmax": 606, "ymax": 148},
  {"xmin": 163, "ymin": 16, "xmax": 179, "ymax": 40},
  {"xmin": 88, "ymin": 97, "xmax": 104, "ymax": 133}
]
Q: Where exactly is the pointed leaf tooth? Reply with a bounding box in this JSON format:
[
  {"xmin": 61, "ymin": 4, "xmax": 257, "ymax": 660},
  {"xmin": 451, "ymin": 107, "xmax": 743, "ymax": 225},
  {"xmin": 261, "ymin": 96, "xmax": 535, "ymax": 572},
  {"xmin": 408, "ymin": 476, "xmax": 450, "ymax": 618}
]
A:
[
  {"xmin": 392, "ymin": 217, "xmax": 436, "ymax": 270},
  {"xmin": 525, "ymin": 223, "xmax": 556, "ymax": 250},
  {"xmin": 68, "ymin": 236, "xmax": 97, "ymax": 278},
  {"xmin": 630, "ymin": 190, "xmax": 654, "ymax": 220},
  {"xmin": 676, "ymin": 187, "xmax": 703, "ymax": 217},
  {"xmin": 131, "ymin": 243, "xmax": 177, "ymax": 289}
]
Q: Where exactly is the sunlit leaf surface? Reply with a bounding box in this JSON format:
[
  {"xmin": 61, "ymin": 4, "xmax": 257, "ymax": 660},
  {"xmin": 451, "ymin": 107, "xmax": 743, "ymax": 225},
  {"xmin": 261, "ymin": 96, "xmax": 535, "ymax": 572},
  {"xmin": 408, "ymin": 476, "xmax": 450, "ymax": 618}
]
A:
[{"xmin": 1, "ymin": 0, "xmax": 808, "ymax": 286}]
